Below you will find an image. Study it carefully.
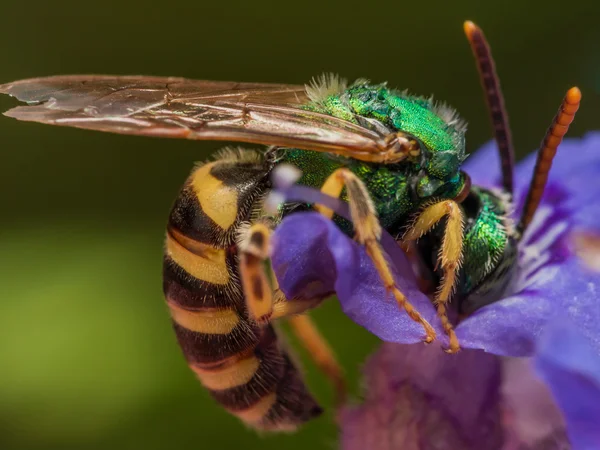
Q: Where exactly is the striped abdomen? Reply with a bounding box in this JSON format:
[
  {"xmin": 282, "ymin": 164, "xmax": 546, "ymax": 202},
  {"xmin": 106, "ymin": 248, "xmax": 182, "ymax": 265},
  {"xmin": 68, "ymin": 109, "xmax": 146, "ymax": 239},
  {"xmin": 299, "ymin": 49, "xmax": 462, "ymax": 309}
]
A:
[{"xmin": 162, "ymin": 152, "xmax": 322, "ymax": 430}]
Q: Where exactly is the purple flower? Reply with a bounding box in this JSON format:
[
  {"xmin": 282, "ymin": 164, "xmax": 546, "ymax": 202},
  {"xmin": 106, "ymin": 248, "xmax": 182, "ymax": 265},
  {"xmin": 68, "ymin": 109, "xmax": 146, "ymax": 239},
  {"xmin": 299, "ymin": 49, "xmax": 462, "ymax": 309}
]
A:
[
  {"xmin": 271, "ymin": 132, "xmax": 600, "ymax": 357},
  {"xmin": 269, "ymin": 132, "xmax": 600, "ymax": 449},
  {"xmin": 456, "ymin": 133, "xmax": 600, "ymax": 357},
  {"xmin": 534, "ymin": 322, "xmax": 600, "ymax": 450},
  {"xmin": 339, "ymin": 321, "xmax": 600, "ymax": 450}
]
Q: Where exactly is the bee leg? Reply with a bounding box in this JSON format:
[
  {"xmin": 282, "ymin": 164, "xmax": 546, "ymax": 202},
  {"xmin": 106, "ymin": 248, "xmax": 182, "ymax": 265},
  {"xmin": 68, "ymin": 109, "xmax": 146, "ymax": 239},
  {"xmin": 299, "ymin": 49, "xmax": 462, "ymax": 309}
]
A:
[
  {"xmin": 269, "ymin": 277, "xmax": 347, "ymax": 404},
  {"xmin": 238, "ymin": 222, "xmax": 274, "ymax": 325},
  {"xmin": 272, "ymin": 301, "xmax": 347, "ymax": 405},
  {"xmin": 402, "ymin": 200, "xmax": 464, "ymax": 353},
  {"xmin": 287, "ymin": 313, "xmax": 347, "ymax": 405},
  {"xmin": 239, "ymin": 224, "xmax": 347, "ymax": 402},
  {"xmin": 316, "ymin": 168, "xmax": 437, "ymax": 344}
]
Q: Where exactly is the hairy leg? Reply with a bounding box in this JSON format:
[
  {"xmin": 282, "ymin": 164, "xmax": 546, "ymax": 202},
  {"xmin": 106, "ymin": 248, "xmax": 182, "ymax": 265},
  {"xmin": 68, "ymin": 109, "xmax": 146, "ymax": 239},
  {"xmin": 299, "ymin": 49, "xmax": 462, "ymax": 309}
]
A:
[
  {"xmin": 238, "ymin": 222, "xmax": 346, "ymax": 401},
  {"xmin": 316, "ymin": 168, "xmax": 436, "ymax": 344},
  {"xmin": 288, "ymin": 314, "xmax": 346, "ymax": 405},
  {"xmin": 403, "ymin": 200, "xmax": 464, "ymax": 353},
  {"xmin": 238, "ymin": 222, "xmax": 274, "ymax": 324}
]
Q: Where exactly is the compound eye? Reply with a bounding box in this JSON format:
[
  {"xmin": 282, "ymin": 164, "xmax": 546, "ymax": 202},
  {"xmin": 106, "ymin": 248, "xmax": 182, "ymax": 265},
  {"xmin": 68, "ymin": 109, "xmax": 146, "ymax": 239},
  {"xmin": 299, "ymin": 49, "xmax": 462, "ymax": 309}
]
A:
[{"xmin": 453, "ymin": 171, "xmax": 472, "ymax": 203}]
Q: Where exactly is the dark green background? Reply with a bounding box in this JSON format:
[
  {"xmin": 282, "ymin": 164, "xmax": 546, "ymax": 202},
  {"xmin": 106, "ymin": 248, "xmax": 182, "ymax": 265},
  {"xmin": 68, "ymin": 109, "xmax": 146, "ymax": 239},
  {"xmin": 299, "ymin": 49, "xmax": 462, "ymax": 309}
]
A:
[{"xmin": 0, "ymin": 1, "xmax": 598, "ymax": 449}]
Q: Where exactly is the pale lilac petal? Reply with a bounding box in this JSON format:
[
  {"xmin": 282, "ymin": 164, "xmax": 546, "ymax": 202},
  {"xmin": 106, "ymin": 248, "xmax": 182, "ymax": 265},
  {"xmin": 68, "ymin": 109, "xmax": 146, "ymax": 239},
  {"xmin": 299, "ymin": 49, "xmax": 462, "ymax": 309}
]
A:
[
  {"xmin": 502, "ymin": 357, "xmax": 569, "ymax": 448},
  {"xmin": 534, "ymin": 323, "xmax": 600, "ymax": 450}
]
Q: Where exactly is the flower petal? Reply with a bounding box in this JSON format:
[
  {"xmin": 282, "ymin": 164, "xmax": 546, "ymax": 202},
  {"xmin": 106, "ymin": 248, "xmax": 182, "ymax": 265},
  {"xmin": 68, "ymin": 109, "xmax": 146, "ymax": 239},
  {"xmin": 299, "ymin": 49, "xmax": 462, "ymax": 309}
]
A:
[
  {"xmin": 339, "ymin": 343, "xmax": 504, "ymax": 450},
  {"xmin": 340, "ymin": 343, "xmax": 576, "ymax": 450},
  {"xmin": 461, "ymin": 139, "xmax": 502, "ymax": 189},
  {"xmin": 534, "ymin": 322, "xmax": 600, "ymax": 450},
  {"xmin": 456, "ymin": 211, "xmax": 600, "ymax": 357},
  {"xmin": 463, "ymin": 132, "xmax": 600, "ymax": 201},
  {"xmin": 512, "ymin": 132, "xmax": 600, "ymax": 231},
  {"xmin": 512, "ymin": 132, "xmax": 600, "ymax": 195},
  {"xmin": 456, "ymin": 132, "xmax": 600, "ymax": 356},
  {"xmin": 501, "ymin": 357, "xmax": 569, "ymax": 448},
  {"xmin": 271, "ymin": 212, "xmax": 442, "ymax": 344},
  {"xmin": 457, "ymin": 255, "xmax": 600, "ymax": 356}
]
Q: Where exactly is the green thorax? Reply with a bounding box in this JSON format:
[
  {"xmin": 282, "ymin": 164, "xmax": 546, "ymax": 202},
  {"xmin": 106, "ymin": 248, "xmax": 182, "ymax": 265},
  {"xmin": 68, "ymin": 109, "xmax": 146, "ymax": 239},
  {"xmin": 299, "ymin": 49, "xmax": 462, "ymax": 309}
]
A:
[{"xmin": 279, "ymin": 82, "xmax": 468, "ymax": 232}]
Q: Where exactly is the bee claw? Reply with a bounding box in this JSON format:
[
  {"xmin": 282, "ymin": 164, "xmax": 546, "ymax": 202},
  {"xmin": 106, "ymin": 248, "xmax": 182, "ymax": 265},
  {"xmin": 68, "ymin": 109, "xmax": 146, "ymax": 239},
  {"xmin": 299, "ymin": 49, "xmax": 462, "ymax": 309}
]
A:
[
  {"xmin": 422, "ymin": 335, "xmax": 435, "ymax": 344},
  {"xmin": 443, "ymin": 345, "xmax": 461, "ymax": 354}
]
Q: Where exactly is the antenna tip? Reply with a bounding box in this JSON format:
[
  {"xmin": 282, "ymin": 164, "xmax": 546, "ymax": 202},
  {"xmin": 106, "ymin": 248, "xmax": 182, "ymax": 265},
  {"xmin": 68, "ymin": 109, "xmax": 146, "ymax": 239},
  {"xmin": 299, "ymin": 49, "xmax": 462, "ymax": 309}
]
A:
[
  {"xmin": 463, "ymin": 20, "xmax": 478, "ymax": 38},
  {"xmin": 566, "ymin": 86, "xmax": 582, "ymax": 104}
]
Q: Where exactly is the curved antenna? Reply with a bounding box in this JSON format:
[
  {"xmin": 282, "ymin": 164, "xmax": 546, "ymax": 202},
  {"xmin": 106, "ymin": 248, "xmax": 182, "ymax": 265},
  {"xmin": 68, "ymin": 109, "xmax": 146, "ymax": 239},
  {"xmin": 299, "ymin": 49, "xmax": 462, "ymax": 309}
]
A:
[
  {"xmin": 464, "ymin": 21, "xmax": 515, "ymax": 195},
  {"xmin": 518, "ymin": 87, "xmax": 581, "ymax": 235}
]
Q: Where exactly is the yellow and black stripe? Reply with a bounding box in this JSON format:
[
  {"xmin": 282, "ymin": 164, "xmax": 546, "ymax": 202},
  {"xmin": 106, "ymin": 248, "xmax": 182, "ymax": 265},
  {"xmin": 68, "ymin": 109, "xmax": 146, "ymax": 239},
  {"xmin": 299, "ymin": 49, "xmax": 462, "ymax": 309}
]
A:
[{"xmin": 163, "ymin": 151, "xmax": 322, "ymax": 430}]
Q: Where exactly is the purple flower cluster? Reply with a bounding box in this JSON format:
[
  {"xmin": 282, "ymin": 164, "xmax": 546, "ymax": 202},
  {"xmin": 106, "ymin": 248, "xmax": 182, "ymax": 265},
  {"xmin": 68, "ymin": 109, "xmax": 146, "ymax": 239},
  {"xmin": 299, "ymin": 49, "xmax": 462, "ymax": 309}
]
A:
[{"xmin": 270, "ymin": 133, "xmax": 600, "ymax": 449}]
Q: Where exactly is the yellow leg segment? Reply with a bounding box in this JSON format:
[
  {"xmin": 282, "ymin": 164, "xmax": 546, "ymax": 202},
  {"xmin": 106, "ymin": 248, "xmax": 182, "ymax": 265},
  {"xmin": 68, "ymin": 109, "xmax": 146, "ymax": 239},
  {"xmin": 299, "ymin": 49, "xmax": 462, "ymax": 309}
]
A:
[
  {"xmin": 288, "ymin": 314, "xmax": 347, "ymax": 405},
  {"xmin": 403, "ymin": 200, "xmax": 464, "ymax": 353},
  {"xmin": 238, "ymin": 222, "xmax": 274, "ymax": 324},
  {"xmin": 317, "ymin": 168, "xmax": 437, "ymax": 344},
  {"xmin": 240, "ymin": 230, "xmax": 347, "ymax": 403},
  {"xmin": 270, "ymin": 267, "xmax": 325, "ymax": 320}
]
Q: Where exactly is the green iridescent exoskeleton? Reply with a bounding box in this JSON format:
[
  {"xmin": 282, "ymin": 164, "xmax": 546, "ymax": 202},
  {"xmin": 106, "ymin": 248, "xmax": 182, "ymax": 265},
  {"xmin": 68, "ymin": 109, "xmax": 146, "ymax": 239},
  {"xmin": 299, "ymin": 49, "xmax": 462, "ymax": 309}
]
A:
[{"xmin": 279, "ymin": 80, "xmax": 517, "ymax": 313}]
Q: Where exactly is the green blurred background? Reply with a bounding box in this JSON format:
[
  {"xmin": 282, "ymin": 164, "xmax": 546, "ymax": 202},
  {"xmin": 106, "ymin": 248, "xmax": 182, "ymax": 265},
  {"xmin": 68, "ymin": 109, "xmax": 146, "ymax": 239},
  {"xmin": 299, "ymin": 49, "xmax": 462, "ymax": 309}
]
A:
[{"xmin": 0, "ymin": 0, "xmax": 598, "ymax": 449}]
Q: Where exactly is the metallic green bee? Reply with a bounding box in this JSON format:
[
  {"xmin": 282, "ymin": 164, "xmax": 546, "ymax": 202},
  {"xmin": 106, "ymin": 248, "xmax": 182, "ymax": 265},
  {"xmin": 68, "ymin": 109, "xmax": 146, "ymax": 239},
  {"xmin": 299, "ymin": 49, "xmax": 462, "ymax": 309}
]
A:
[{"xmin": 0, "ymin": 21, "xmax": 580, "ymax": 430}]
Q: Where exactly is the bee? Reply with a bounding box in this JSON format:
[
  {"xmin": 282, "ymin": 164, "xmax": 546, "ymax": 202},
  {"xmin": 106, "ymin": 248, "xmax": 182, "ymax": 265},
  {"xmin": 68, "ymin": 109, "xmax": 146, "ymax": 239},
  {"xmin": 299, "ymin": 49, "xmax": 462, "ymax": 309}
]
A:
[{"xmin": 0, "ymin": 21, "xmax": 580, "ymax": 431}]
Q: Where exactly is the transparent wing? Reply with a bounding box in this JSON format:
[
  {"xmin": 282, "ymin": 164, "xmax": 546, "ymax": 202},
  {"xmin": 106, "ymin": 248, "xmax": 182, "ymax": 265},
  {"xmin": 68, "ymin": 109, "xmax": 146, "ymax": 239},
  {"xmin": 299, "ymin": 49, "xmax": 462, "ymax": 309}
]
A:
[{"xmin": 0, "ymin": 75, "xmax": 399, "ymax": 161}]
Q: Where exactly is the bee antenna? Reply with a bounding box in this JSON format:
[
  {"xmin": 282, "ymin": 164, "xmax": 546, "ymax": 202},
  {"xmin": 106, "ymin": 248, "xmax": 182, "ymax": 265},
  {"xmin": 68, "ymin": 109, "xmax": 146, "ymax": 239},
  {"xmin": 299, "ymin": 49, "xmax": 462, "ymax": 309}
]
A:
[
  {"xmin": 464, "ymin": 21, "xmax": 515, "ymax": 196},
  {"xmin": 517, "ymin": 87, "xmax": 581, "ymax": 236}
]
